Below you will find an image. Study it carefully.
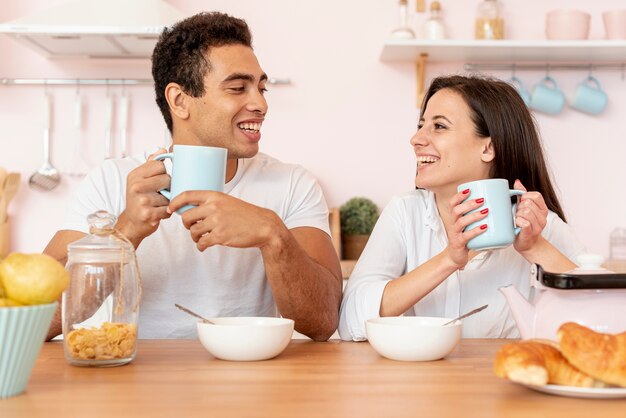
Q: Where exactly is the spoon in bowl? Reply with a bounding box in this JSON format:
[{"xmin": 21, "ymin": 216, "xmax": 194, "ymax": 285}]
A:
[
  {"xmin": 442, "ymin": 304, "xmax": 488, "ymax": 326},
  {"xmin": 175, "ymin": 303, "xmax": 215, "ymax": 325}
]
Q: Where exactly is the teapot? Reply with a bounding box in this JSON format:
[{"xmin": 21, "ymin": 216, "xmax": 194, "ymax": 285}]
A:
[{"xmin": 500, "ymin": 254, "xmax": 626, "ymax": 340}]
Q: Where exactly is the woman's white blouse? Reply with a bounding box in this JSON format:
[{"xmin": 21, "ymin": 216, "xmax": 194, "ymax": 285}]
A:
[{"xmin": 338, "ymin": 190, "xmax": 585, "ymax": 340}]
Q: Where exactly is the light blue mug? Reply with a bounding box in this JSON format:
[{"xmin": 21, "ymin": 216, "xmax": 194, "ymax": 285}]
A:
[
  {"xmin": 570, "ymin": 76, "xmax": 608, "ymax": 115},
  {"xmin": 457, "ymin": 178, "xmax": 524, "ymax": 251},
  {"xmin": 509, "ymin": 76, "xmax": 531, "ymax": 107},
  {"xmin": 530, "ymin": 76, "xmax": 565, "ymax": 115},
  {"xmin": 154, "ymin": 145, "xmax": 227, "ymax": 214}
]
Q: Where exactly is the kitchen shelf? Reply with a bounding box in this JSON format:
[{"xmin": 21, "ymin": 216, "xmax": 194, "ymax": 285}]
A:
[
  {"xmin": 380, "ymin": 39, "xmax": 626, "ymax": 105},
  {"xmin": 380, "ymin": 39, "xmax": 626, "ymax": 63}
]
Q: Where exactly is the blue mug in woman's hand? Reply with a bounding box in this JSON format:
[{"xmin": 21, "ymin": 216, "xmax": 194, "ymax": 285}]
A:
[{"xmin": 457, "ymin": 179, "xmax": 524, "ymax": 251}]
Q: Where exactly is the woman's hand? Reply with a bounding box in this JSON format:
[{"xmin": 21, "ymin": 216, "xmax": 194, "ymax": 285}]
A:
[
  {"xmin": 513, "ymin": 179, "xmax": 549, "ymax": 255},
  {"xmin": 444, "ymin": 188, "xmax": 489, "ymax": 269}
]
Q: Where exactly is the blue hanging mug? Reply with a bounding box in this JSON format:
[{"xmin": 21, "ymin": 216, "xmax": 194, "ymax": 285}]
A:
[
  {"xmin": 509, "ymin": 76, "xmax": 531, "ymax": 107},
  {"xmin": 530, "ymin": 76, "xmax": 565, "ymax": 115},
  {"xmin": 570, "ymin": 76, "xmax": 608, "ymax": 115}
]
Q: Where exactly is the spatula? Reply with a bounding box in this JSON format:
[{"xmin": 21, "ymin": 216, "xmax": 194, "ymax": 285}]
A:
[
  {"xmin": 1, "ymin": 173, "xmax": 20, "ymax": 223},
  {"xmin": 4, "ymin": 172, "xmax": 20, "ymax": 197}
]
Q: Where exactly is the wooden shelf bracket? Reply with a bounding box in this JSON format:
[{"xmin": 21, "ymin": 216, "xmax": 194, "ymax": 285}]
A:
[{"xmin": 416, "ymin": 53, "xmax": 428, "ymax": 108}]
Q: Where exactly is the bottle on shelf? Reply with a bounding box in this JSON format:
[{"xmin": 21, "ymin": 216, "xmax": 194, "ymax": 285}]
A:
[
  {"xmin": 390, "ymin": 0, "xmax": 416, "ymax": 39},
  {"xmin": 423, "ymin": 1, "xmax": 446, "ymax": 40},
  {"xmin": 475, "ymin": 0, "xmax": 505, "ymax": 40}
]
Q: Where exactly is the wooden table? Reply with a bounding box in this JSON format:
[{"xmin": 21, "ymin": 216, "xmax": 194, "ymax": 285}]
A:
[{"xmin": 1, "ymin": 339, "xmax": 624, "ymax": 417}]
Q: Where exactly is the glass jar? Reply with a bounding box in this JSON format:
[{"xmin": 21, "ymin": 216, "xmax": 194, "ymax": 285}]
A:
[
  {"xmin": 63, "ymin": 211, "xmax": 141, "ymax": 367},
  {"xmin": 475, "ymin": 0, "xmax": 505, "ymax": 40},
  {"xmin": 390, "ymin": 0, "xmax": 416, "ymax": 39},
  {"xmin": 610, "ymin": 228, "xmax": 626, "ymax": 261}
]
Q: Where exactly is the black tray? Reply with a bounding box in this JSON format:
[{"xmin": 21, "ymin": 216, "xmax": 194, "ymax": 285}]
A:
[{"xmin": 538, "ymin": 265, "xmax": 626, "ymax": 289}]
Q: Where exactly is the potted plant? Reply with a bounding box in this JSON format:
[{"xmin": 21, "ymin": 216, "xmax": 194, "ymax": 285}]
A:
[{"xmin": 340, "ymin": 197, "xmax": 379, "ymax": 260}]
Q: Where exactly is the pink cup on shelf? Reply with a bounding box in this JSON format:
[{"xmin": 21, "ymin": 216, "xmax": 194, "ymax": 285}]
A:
[
  {"xmin": 546, "ymin": 10, "xmax": 591, "ymax": 40},
  {"xmin": 603, "ymin": 9, "xmax": 626, "ymax": 40}
]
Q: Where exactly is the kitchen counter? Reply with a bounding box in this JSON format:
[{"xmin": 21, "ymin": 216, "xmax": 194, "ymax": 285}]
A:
[
  {"xmin": 605, "ymin": 259, "xmax": 626, "ymax": 273},
  {"xmin": 1, "ymin": 339, "xmax": 624, "ymax": 417}
]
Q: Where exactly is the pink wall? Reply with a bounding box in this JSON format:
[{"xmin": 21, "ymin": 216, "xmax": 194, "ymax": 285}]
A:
[{"xmin": 0, "ymin": 0, "xmax": 624, "ymax": 257}]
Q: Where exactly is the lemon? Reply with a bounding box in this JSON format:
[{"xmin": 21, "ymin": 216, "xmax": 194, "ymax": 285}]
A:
[
  {"xmin": 0, "ymin": 297, "xmax": 22, "ymax": 307},
  {"xmin": 0, "ymin": 253, "xmax": 69, "ymax": 305}
]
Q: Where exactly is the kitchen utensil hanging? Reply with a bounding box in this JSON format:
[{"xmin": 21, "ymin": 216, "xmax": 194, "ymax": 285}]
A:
[
  {"xmin": 104, "ymin": 89, "xmax": 114, "ymax": 160},
  {"xmin": 119, "ymin": 88, "xmax": 129, "ymax": 158},
  {"xmin": 67, "ymin": 89, "xmax": 90, "ymax": 177},
  {"xmin": 29, "ymin": 93, "xmax": 61, "ymax": 191},
  {"xmin": 0, "ymin": 173, "xmax": 20, "ymax": 223}
]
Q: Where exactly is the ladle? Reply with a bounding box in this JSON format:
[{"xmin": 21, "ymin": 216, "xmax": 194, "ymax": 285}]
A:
[
  {"xmin": 175, "ymin": 303, "xmax": 215, "ymax": 325},
  {"xmin": 442, "ymin": 304, "xmax": 488, "ymax": 326},
  {"xmin": 29, "ymin": 94, "xmax": 61, "ymax": 191}
]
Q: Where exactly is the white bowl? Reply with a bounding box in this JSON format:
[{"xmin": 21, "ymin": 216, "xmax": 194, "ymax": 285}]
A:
[
  {"xmin": 366, "ymin": 316, "xmax": 461, "ymax": 362},
  {"xmin": 197, "ymin": 317, "xmax": 294, "ymax": 361},
  {"xmin": 603, "ymin": 9, "xmax": 626, "ymax": 40},
  {"xmin": 546, "ymin": 10, "xmax": 591, "ymax": 40}
]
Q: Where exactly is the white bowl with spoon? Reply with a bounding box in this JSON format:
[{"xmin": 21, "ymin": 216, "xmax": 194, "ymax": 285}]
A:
[
  {"xmin": 176, "ymin": 304, "xmax": 294, "ymax": 361},
  {"xmin": 365, "ymin": 305, "xmax": 487, "ymax": 362}
]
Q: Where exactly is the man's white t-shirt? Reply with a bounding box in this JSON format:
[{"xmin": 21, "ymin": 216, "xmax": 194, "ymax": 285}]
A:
[
  {"xmin": 63, "ymin": 152, "xmax": 330, "ymax": 338},
  {"xmin": 338, "ymin": 189, "xmax": 586, "ymax": 340}
]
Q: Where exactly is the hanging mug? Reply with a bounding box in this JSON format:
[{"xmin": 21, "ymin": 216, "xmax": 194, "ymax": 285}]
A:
[
  {"xmin": 508, "ymin": 76, "xmax": 531, "ymax": 107},
  {"xmin": 530, "ymin": 76, "xmax": 565, "ymax": 115},
  {"xmin": 570, "ymin": 76, "xmax": 608, "ymax": 115}
]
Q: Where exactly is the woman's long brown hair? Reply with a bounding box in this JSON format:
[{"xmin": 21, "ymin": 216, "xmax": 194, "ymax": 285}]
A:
[{"xmin": 421, "ymin": 75, "xmax": 567, "ymax": 222}]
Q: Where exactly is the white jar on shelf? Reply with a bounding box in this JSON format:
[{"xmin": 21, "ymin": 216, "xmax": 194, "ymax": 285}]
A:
[{"xmin": 423, "ymin": 1, "xmax": 446, "ymax": 40}]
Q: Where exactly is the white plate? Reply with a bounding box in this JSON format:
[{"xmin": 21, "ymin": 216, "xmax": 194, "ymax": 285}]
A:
[{"xmin": 521, "ymin": 383, "xmax": 626, "ymax": 399}]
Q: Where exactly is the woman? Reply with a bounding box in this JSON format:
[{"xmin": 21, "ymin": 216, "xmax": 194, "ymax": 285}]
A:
[{"xmin": 338, "ymin": 75, "xmax": 584, "ymax": 340}]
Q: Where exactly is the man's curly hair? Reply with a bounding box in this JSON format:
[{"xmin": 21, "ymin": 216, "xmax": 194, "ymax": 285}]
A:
[{"xmin": 151, "ymin": 12, "xmax": 252, "ymax": 134}]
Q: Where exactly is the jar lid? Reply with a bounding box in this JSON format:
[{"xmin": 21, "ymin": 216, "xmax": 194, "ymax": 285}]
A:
[{"xmin": 67, "ymin": 211, "xmax": 134, "ymax": 263}]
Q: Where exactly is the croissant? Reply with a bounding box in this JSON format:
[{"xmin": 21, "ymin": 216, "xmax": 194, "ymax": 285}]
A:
[
  {"xmin": 558, "ymin": 322, "xmax": 626, "ymax": 388},
  {"xmin": 494, "ymin": 340, "xmax": 600, "ymax": 387}
]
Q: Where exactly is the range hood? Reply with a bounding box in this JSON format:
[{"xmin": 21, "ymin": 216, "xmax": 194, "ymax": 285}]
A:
[{"xmin": 0, "ymin": 0, "xmax": 185, "ymax": 58}]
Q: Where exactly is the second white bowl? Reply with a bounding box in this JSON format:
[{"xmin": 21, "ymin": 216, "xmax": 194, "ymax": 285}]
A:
[
  {"xmin": 366, "ymin": 316, "xmax": 461, "ymax": 362},
  {"xmin": 197, "ymin": 317, "xmax": 294, "ymax": 361}
]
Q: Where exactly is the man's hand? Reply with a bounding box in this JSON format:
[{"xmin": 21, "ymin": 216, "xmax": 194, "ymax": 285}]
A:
[
  {"xmin": 115, "ymin": 149, "xmax": 172, "ymax": 248},
  {"xmin": 169, "ymin": 191, "xmax": 285, "ymax": 251}
]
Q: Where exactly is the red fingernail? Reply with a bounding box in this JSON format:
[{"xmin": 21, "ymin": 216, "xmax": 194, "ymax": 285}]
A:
[
  {"xmin": 462, "ymin": 189, "xmax": 470, "ymax": 194},
  {"xmin": 476, "ymin": 198, "xmax": 484, "ymax": 204},
  {"xmin": 480, "ymin": 208, "xmax": 489, "ymax": 214},
  {"xmin": 480, "ymin": 224, "xmax": 488, "ymax": 230}
]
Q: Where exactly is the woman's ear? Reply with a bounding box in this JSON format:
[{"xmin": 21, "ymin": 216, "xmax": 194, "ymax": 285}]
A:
[
  {"xmin": 165, "ymin": 82, "xmax": 190, "ymax": 121},
  {"xmin": 481, "ymin": 138, "xmax": 495, "ymax": 163}
]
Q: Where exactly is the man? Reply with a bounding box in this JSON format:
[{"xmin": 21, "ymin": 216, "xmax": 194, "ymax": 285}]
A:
[{"xmin": 44, "ymin": 12, "xmax": 342, "ymax": 341}]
